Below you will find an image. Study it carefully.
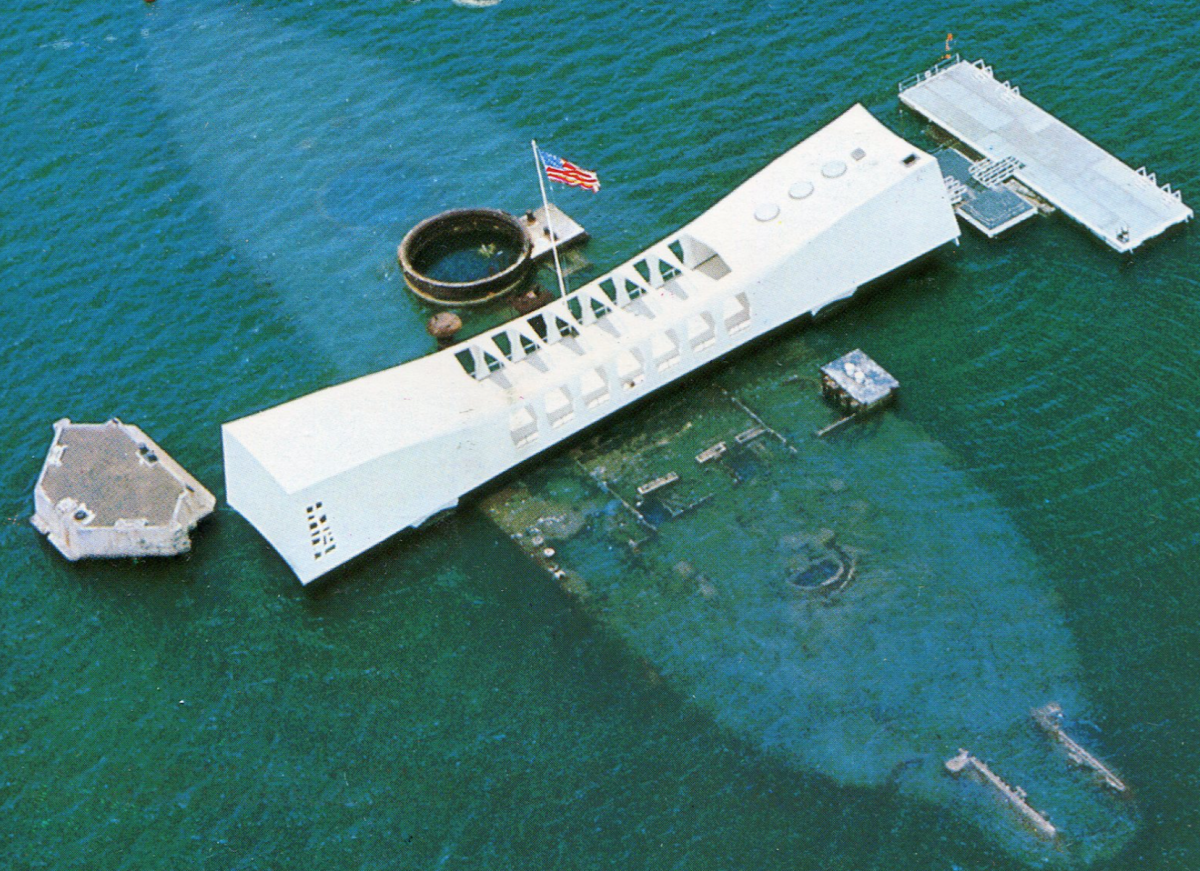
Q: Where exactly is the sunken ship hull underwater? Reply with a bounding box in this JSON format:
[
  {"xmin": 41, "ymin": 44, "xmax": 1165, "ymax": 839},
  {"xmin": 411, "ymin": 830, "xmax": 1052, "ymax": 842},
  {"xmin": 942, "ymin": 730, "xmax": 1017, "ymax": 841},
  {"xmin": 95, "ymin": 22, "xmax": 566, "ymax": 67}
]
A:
[{"xmin": 223, "ymin": 104, "xmax": 1140, "ymax": 863}]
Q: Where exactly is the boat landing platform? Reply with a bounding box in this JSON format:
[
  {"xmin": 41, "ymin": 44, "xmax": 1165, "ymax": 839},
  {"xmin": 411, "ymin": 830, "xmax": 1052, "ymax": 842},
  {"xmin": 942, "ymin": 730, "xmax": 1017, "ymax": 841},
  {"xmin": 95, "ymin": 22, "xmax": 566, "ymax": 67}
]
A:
[{"xmin": 900, "ymin": 58, "xmax": 1192, "ymax": 252}]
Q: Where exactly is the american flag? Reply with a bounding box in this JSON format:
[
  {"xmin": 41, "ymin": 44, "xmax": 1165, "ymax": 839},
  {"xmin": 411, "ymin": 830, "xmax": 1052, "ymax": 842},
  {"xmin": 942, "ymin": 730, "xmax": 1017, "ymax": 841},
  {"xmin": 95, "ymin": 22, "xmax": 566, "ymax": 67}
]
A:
[{"xmin": 537, "ymin": 147, "xmax": 601, "ymax": 192}]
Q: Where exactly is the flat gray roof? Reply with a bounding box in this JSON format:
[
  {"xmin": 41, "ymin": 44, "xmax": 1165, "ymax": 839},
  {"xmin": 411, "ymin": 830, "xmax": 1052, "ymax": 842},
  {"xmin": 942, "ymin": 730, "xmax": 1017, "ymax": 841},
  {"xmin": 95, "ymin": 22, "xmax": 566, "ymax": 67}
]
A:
[
  {"xmin": 40, "ymin": 423, "xmax": 184, "ymax": 527},
  {"xmin": 901, "ymin": 59, "xmax": 1192, "ymax": 252}
]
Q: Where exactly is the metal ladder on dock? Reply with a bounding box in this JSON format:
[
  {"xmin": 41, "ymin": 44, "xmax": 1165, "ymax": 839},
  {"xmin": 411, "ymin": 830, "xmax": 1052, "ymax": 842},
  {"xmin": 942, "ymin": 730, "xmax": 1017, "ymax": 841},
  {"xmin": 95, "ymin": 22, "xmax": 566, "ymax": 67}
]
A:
[{"xmin": 942, "ymin": 176, "xmax": 969, "ymax": 205}]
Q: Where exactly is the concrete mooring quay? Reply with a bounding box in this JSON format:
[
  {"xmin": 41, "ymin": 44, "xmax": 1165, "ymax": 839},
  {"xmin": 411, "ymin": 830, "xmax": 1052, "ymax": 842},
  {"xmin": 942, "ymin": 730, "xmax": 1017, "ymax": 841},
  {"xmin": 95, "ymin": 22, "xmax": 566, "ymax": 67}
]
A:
[
  {"xmin": 31, "ymin": 419, "xmax": 215, "ymax": 561},
  {"xmin": 900, "ymin": 57, "xmax": 1192, "ymax": 252}
]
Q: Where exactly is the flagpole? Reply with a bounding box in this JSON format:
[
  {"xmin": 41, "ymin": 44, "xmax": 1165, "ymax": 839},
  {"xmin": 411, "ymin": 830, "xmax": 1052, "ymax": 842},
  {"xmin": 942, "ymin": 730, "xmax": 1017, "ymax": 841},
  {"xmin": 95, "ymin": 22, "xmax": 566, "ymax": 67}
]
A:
[{"xmin": 531, "ymin": 139, "xmax": 568, "ymax": 299}]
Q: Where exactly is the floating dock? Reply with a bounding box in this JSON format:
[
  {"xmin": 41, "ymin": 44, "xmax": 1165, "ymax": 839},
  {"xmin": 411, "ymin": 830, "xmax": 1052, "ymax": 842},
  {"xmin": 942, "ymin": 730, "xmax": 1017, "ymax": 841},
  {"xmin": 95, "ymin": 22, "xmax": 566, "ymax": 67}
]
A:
[
  {"xmin": 900, "ymin": 57, "xmax": 1192, "ymax": 252},
  {"xmin": 1033, "ymin": 703, "xmax": 1128, "ymax": 793},
  {"xmin": 946, "ymin": 748, "xmax": 1057, "ymax": 839},
  {"xmin": 31, "ymin": 419, "xmax": 215, "ymax": 561},
  {"xmin": 934, "ymin": 148, "xmax": 1038, "ymax": 238}
]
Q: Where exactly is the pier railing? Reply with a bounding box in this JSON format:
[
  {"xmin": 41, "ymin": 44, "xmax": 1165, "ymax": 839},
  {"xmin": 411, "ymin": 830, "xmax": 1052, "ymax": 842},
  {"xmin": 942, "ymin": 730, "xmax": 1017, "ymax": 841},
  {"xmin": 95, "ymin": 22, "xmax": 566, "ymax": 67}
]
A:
[
  {"xmin": 898, "ymin": 54, "xmax": 960, "ymax": 93},
  {"xmin": 1136, "ymin": 166, "xmax": 1186, "ymax": 202}
]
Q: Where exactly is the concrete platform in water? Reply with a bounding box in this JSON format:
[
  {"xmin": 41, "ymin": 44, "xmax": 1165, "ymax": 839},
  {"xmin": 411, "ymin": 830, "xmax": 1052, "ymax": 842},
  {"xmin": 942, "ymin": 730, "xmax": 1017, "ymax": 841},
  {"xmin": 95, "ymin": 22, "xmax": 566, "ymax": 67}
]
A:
[
  {"xmin": 520, "ymin": 203, "xmax": 588, "ymax": 262},
  {"xmin": 31, "ymin": 419, "xmax": 215, "ymax": 561},
  {"xmin": 900, "ymin": 57, "xmax": 1192, "ymax": 252}
]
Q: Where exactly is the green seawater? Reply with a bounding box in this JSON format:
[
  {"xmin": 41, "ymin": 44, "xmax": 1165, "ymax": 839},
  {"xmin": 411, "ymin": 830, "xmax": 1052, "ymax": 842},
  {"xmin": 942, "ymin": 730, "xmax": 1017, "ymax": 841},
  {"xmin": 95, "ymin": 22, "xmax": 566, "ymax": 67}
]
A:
[{"xmin": 2, "ymin": 2, "xmax": 1198, "ymax": 869}]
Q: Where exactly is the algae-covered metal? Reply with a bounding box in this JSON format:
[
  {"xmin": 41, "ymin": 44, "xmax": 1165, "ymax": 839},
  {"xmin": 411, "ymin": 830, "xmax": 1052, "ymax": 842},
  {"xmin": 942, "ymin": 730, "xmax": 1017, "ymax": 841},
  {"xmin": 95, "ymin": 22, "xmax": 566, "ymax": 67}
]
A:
[{"xmin": 481, "ymin": 335, "xmax": 1138, "ymax": 867}]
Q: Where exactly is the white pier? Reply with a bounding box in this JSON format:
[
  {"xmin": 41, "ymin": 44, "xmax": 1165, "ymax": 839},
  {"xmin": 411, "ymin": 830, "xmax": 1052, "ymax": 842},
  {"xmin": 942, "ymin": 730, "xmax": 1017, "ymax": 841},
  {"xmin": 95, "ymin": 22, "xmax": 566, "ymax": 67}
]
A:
[
  {"xmin": 900, "ymin": 58, "xmax": 1192, "ymax": 252},
  {"xmin": 223, "ymin": 105, "xmax": 959, "ymax": 584}
]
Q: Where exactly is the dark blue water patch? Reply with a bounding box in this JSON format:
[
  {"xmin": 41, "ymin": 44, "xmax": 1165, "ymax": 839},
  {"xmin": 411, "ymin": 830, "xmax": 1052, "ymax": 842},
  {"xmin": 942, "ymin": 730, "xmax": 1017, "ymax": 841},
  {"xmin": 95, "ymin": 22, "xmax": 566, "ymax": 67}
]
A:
[
  {"xmin": 636, "ymin": 497, "xmax": 670, "ymax": 528},
  {"xmin": 320, "ymin": 162, "xmax": 433, "ymax": 227},
  {"xmin": 725, "ymin": 447, "xmax": 762, "ymax": 484}
]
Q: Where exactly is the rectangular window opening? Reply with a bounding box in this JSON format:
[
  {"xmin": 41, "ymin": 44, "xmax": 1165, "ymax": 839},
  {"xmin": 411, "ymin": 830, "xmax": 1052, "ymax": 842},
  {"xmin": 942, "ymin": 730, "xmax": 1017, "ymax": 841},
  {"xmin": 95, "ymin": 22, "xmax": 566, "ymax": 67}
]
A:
[
  {"xmin": 724, "ymin": 292, "xmax": 752, "ymax": 334},
  {"xmin": 616, "ymin": 350, "xmax": 645, "ymax": 391},
  {"xmin": 688, "ymin": 312, "xmax": 717, "ymax": 352},
  {"xmin": 545, "ymin": 386, "xmax": 576, "ymax": 429},
  {"xmin": 652, "ymin": 331, "xmax": 681, "ymax": 372},
  {"xmin": 509, "ymin": 405, "xmax": 539, "ymax": 448},
  {"xmin": 582, "ymin": 366, "xmax": 610, "ymax": 409},
  {"xmin": 491, "ymin": 332, "xmax": 513, "ymax": 359},
  {"xmin": 454, "ymin": 349, "xmax": 476, "ymax": 376}
]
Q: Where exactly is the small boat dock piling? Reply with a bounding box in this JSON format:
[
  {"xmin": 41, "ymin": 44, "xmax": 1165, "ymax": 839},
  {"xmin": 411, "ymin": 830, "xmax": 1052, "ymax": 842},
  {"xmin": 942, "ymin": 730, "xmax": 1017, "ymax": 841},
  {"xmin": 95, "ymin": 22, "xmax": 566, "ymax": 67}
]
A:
[
  {"xmin": 899, "ymin": 57, "xmax": 1192, "ymax": 252},
  {"xmin": 945, "ymin": 749, "xmax": 1057, "ymax": 839},
  {"xmin": 816, "ymin": 349, "xmax": 899, "ymax": 436},
  {"xmin": 1032, "ymin": 703, "xmax": 1128, "ymax": 793}
]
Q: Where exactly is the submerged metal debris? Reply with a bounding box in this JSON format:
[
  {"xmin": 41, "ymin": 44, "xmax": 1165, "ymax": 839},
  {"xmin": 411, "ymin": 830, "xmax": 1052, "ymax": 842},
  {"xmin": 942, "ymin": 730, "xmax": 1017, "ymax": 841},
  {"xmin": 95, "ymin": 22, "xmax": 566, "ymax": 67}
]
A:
[
  {"xmin": 1033, "ymin": 703, "xmax": 1128, "ymax": 793},
  {"xmin": 479, "ymin": 334, "xmax": 1138, "ymax": 865},
  {"xmin": 946, "ymin": 749, "xmax": 1058, "ymax": 839}
]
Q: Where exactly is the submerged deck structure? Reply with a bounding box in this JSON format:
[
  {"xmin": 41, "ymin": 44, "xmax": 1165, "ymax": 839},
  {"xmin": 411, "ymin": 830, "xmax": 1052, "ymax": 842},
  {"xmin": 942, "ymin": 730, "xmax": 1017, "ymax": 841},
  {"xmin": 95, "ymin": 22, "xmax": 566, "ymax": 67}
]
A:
[
  {"xmin": 223, "ymin": 104, "xmax": 959, "ymax": 583},
  {"xmin": 900, "ymin": 57, "xmax": 1192, "ymax": 252},
  {"xmin": 946, "ymin": 749, "xmax": 1057, "ymax": 839},
  {"xmin": 1033, "ymin": 703, "xmax": 1128, "ymax": 793}
]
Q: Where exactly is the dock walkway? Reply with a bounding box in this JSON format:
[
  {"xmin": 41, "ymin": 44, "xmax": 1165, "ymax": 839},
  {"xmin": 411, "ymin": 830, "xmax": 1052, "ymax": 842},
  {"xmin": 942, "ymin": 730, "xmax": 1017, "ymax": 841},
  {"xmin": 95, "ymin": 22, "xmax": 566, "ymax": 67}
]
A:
[{"xmin": 900, "ymin": 58, "xmax": 1191, "ymax": 252}]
